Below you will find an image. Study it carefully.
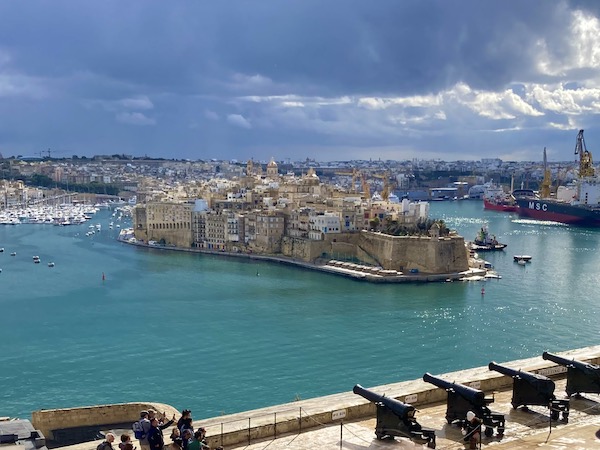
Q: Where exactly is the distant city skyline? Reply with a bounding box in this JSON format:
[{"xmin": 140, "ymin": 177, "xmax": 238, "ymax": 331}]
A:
[{"xmin": 2, "ymin": 1, "xmax": 600, "ymax": 162}]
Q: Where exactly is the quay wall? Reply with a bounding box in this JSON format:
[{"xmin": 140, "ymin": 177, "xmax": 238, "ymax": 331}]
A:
[{"xmin": 45, "ymin": 346, "xmax": 600, "ymax": 450}]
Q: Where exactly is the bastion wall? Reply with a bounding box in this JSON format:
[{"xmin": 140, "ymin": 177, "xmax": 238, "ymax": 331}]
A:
[
  {"xmin": 33, "ymin": 346, "xmax": 600, "ymax": 450},
  {"xmin": 281, "ymin": 231, "xmax": 469, "ymax": 273}
]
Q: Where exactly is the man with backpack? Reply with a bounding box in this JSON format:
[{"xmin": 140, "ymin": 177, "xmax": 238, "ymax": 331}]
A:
[{"xmin": 134, "ymin": 411, "xmax": 151, "ymax": 450}]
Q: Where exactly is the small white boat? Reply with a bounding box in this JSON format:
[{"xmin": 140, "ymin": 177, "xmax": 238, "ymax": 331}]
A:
[
  {"xmin": 0, "ymin": 247, "xmax": 4, "ymax": 252},
  {"xmin": 10, "ymin": 252, "xmax": 16, "ymax": 256},
  {"xmin": 513, "ymin": 255, "xmax": 532, "ymax": 262},
  {"xmin": 33, "ymin": 256, "xmax": 41, "ymax": 264},
  {"xmin": 48, "ymin": 262, "xmax": 55, "ymax": 267}
]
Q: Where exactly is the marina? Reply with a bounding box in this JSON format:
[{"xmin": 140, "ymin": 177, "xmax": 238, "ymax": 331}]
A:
[{"xmin": 0, "ymin": 200, "xmax": 598, "ymax": 422}]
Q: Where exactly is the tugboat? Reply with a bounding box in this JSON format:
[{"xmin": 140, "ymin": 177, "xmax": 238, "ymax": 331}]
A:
[{"xmin": 469, "ymin": 225, "xmax": 507, "ymax": 251}]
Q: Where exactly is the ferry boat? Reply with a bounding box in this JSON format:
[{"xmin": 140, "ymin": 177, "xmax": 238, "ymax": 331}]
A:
[{"xmin": 514, "ymin": 130, "xmax": 600, "ymax": 226}]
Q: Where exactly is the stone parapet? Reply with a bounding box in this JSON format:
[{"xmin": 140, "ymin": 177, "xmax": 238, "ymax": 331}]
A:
[
  {"xmin": 46, "ymin": 348, "xmax": 600, "ymax": 450},
  {"xmin": 31, "ymin": 402, "xmax": 178, "ymax": 444}
]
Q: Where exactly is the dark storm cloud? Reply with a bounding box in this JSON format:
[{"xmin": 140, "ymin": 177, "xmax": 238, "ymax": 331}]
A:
[
  {"xmin": 0, "ymin": 0, "xmax": 599, "ymax": 160},
  {"xmin": 0, "ymin": 0, "xmax": 570, "ymax": 95}
]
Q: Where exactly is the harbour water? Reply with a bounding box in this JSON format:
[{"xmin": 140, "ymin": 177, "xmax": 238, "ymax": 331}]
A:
[{"xmin": 0, "ymin": 201, "xmax": 598, "ymax": 420}]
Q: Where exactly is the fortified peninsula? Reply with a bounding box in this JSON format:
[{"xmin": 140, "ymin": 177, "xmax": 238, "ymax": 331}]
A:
[{"xmin": 127, "ymin": 162, "xmax": 472, "ymax": 280}]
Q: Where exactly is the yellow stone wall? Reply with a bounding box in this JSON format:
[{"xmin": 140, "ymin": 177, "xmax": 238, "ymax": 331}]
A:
[{"xmin": 31, "ymin": 402, "xmax": 178, "ymax": 442}]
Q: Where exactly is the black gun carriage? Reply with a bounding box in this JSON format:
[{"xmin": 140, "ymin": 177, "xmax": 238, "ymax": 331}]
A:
[
  {"xmin": 543, "ymin": 351, "xmax": 600, "ymax": 397},
  {"xmin": 353, "ymin": 384, "xmax": 436, "ymax": 448},
  {"xmin": 422, "ymin": 373, "xmax": 505, "ymax": 437},
  {"xmin": 488, "ymin": 361, "xmax": 569, "ymax": 421}
]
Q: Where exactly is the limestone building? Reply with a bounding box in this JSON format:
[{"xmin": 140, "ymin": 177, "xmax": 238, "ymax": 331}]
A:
[{"xmin": 133, "ymin": 202, "xmax": 193, "ymax": 247}]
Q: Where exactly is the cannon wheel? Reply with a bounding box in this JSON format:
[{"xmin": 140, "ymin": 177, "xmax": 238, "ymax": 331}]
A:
[
  {"xmin": 427, "ymin": 441, "xmax": 436, "ymax": 449},
  {"xmin": 562, "ymin": 412, "xmax": 569, "ymax": 423},
  {"xmin": 484, "ymin": 427, "xmax": 494, "ymax": 437},
  {"xmin": 550, "ymin": 410, "xmax": 560, "ymax": 421},
  {"xmin": 375, "ymin": 432, "xmax": 384, "ymax": 440}
]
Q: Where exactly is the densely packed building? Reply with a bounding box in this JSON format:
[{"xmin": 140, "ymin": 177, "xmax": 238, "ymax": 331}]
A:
[{"xmin": 131, "ymin": 159, "xmax": 430, "ymax": 256}]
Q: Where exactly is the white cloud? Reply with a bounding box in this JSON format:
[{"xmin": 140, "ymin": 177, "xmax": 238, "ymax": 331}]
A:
[
  {"xmin": 116, "ymin": 111, "xmax": 156, "ymax": 126},
  {"xmin": 527, "ymin": 84, "xmax": 600, "ymax": 114},
  {"xmin": 535, "ymin": 9, "xmax": 600, "ymax": 77},
  {"xmin": 227, "ymin": 113, "xmax": 252, "ymax": 129},
  {"xmin": 119, "ymin": 95, "xmax": 153, "ymax": 110}
]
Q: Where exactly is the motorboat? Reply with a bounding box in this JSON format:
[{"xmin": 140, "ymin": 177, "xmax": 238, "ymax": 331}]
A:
[
  {"xmin": 10, "ymin": 252, "xmax": 16, "ymax": 256},
  {"xmin": 513, "ymin": 255, "xmax": 532, "ymax": 262},
  {"xmin": 48, "ymin": 262, "xmax": 55, "ymax": 267}
]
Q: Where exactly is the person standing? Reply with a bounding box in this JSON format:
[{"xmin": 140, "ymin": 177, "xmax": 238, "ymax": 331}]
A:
[
  {"xmin": 137, "ymin": 411, "xmax": 152, "ymax": 450},
  {"xmin": 147, "ymin": 418, "xmax": 165, "ymax": 450}
]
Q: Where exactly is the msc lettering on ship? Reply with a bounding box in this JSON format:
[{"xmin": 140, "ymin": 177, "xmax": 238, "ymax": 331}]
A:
[{"xmin": 528, "ymin": 201, "xmax": 548, "ymax": 211}]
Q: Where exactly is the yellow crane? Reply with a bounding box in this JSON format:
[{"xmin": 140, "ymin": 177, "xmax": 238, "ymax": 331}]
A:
[
  {"xmin": 361, "ymin": 173, "xmax": 370, "ymax": 200},
  {"xmin": 372, "ymin": 171, "xmax": 396, "ymax": 201},
  {"xmin": 334, "ymin": 168, "xmax": 359, "ymax": 193},
  {"xmin": 575, "ymin": 129, "xmax": 595, "ymax": 178},
  {"xmin": 540, "ymin": 147, "xmax": 552, "ymax": 199}
]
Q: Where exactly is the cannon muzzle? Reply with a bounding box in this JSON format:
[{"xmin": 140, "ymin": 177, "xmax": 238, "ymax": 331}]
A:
[
  {"xmin": 353, "ymin": 384, "xmax": 414, "ymax": 419},
  {"xmin": 423, "ymin": 373, "xmax": 485, "ymax": 404}
]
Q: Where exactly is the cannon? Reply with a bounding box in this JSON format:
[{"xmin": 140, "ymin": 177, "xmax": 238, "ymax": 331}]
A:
[
  {"xmin": 422, "ymin": 373, "xmax": 505, "ymax": 437},
  {"xmin": 488, "ymin": 361, "xmax": 569, "ymax": 421},
  {"xmin": 353, "ymin": 384, "xmax": 436, "ymax": 448},
  {"xmin": 543, "ymin": 351, "xmax": 600, "ymax": 397}
]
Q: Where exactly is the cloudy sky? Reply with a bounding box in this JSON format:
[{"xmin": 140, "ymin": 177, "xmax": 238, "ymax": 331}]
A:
[{"xmin": 2, "ymin": 0, "xmax": 600, "ymax": 162}]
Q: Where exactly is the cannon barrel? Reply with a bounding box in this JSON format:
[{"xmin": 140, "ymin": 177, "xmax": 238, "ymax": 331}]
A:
[
  {"xmin": 489, "ymin": 360, "xmax": 560, "ymax": 411},
  {"xmin": 543, "ymin": 351, "xmax": 600, "ymax": 396},
  {"xmin": 423, "ymin": 373, "xmax": 485, "ymax": 404},
  {"xmin": 353, "ymin": 384, "xmax": 414, "ymax": 418},
  {"xmin": 488, "ymin": 361, "xmax": 552, "ymax": 384},
  {"xmin": 543, "ymin": 351, "xmax": 598, "ymax": 372}
]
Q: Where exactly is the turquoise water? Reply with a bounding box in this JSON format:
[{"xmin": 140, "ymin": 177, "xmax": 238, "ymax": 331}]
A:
[{"xmin": 0, "ymin": 201, "xmax": 598, "ymax": 419}]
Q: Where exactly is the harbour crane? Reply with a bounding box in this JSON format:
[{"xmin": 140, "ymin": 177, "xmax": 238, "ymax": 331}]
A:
[
  {"xmin": 334, "ymin": 168, "xmax": 359, "ymax": 193},
  {"xmin": 372, "ymin": 171, "xmax": 396, "ymax": 201},
  {"xmin": 540, "ymin": 147, "xmax": 552, "ymax": 199},
  {"xmin": 575, "ymin": 129, "xmax": 595, "ymax": 178}
]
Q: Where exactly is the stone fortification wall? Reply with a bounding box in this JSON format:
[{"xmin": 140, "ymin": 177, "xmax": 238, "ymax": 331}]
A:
[
  {"xmin": 357, "ymin": 231, "xmax": 469, "ymax": 273},
  {"xmin": 280, "ymin": 234, "xmax": 360, "ymax": 262},
  {"xmin": 31, "ymin": 402, "xmax": 178, "ymax": 443},
  {"xmin": 52, "ymin": 346, "xmax": 600, "ymax": 450},
  {"xmin": 281, "ymin": 232, "xmax": 467, "ymax": 274}
]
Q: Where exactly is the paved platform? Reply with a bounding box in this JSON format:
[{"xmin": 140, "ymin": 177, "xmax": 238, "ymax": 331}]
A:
[{"xmin": 225, "ymin": 380, "xmax": 600, "ymax": 450}]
